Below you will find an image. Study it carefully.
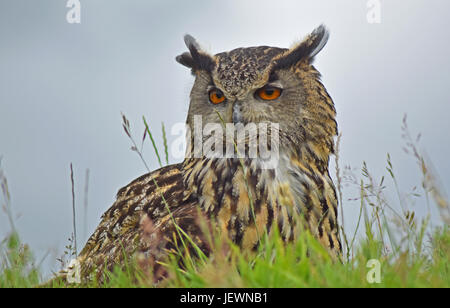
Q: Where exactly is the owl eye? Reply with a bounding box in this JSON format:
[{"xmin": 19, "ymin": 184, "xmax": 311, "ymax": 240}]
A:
[
  {"xmin": 208, "ymin": 88, "xmax": 226, "ymax": 104},
  {"xmin": 256, "ymin": 86, "xmax": 282, "ymax": 101}
]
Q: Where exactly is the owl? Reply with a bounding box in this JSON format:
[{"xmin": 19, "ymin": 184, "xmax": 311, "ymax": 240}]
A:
[{"xmin": 74, "ymin": 25, "xmax": 341, "ymax": 283}]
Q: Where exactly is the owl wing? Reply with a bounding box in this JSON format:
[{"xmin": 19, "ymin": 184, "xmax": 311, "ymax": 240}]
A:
[{"xmin": 77, "ymin": 163, "xmax": 207, "ymax": 282}]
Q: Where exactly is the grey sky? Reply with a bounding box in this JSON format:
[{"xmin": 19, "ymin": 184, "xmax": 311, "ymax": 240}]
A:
[{"xmin": 1, "ymin": 0, "xmax": 449, "ymax": 277}]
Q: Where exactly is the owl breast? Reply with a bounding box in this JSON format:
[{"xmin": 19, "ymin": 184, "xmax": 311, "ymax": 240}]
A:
[{"xmin": 182, "ymin": 147, "xmax": 341, "ymax": 255}]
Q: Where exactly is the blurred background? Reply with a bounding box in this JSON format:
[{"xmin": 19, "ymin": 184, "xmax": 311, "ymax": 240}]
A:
[{"xmin": 1, "ymin": 0, "xmax": 449, "ymax": 278}]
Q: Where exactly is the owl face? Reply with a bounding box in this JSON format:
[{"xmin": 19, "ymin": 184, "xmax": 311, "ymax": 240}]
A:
[{"xmin": 177, "ymin": 25, "xmax": 337, "ymax": 161}]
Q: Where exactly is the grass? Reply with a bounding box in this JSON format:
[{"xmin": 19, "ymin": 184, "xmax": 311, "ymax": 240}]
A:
[{"xmin": 0, "ymin": 115, "xmax": 449, "ymax": 288}]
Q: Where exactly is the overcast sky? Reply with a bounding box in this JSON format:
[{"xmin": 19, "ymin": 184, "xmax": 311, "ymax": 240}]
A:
[{"xmin": 1, "ymin": 0, "xmax": 449, "ymax": 277}]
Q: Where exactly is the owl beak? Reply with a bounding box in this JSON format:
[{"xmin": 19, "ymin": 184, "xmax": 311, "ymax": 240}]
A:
[
  {"xmin": 222, "ymin": 98, "xmax": 235, "ymax": 124},
  {"xmin": 231, "ymin": 100, "xmax": 243, "ymax": 124}
]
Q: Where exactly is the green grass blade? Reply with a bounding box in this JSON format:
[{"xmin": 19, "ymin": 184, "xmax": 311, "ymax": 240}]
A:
[
  {"xmin": 143, "ymin": 116, "xmax": 163, "ymax": 168},
  {"xmin": 161, "ymin": 122, "xmax": 169, "ymax": 165}
]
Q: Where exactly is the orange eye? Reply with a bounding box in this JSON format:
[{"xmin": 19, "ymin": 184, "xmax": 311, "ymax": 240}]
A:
[
  {"xmin": 209, "ymin": 89, "xmax": 226, "ymax": 104},
  {"xmin": 256, "ymin": 86, "xmax": 282, "ymax": 101}
]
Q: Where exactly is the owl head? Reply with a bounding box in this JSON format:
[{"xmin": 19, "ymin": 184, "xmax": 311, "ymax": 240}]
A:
[{"xmin": 176, "ymin": 25, "xmax": 337, "ymax": 167}]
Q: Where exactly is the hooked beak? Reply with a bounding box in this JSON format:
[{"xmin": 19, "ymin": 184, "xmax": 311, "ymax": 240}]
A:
[{"xmin": 231, "ymin": 100, "xmax": 243, "ymax": 124}]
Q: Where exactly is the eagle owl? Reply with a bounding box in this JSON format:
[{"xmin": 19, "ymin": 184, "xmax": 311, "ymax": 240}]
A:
[{"xmin": 76, "ymin": 25, "xmax": 341, "ymax": 282}]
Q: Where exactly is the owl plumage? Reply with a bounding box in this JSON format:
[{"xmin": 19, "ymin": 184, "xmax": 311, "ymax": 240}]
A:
[{"xmin": 76, "ymin": 25, "xmax": 341, "ymax": 283}]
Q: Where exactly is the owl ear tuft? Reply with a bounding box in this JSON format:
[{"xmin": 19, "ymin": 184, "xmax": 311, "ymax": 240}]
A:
[
  {"xmin": 176, "ymin": 52, "xmax": 195, "ymax": 68},
  {"xmin": 272, "ymin": 25, "xmax": 329, "ymax": 71},
  {"xmin": 176, "ymin": 34, "xmax": 215, "ymax": 73}
]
